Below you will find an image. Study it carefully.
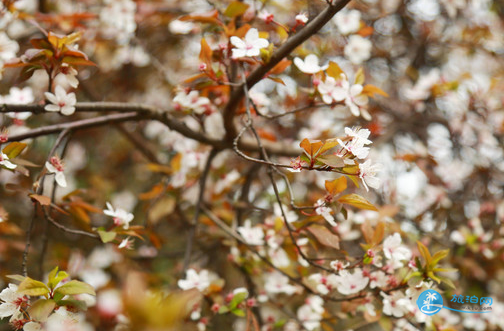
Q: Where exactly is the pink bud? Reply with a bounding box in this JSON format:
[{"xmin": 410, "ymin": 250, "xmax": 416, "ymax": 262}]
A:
[{"xmin": 199, "ymin": 63, "xmax": 207, "ymax": 71}]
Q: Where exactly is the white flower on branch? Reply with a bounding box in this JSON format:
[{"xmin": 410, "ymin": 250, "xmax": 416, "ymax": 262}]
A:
[
  {"xmin": 0, "ymin": 284, "xmax": 27, "ymax": 318},
  {"xmin": 358, "ymin": 159, "xmax": 382, "ymax": 192},
  {"xmin": 334, "ymin": 269, "xmax": 369, "ymax": 295},
  {"xmin": 383, "ymin": 233, "xmax": 412, "ymax": 269},
  {"xmin": 44, "ymin": 85, "xmax": 77, "ymax": 116},
  {"xmin": 333, "ymin": 10, "xmax": 361, "ymax": 35},
  {"xmin": 237, "ymin": 220, "xmax": 264, "ymax": 246},
  {"xmin": 0, "ymin": 152, "xmax": 16, "ymax": 170},
  {"xmin": 230, "ymin": 28, "xmax": 269, "ymax": 59},
  {"xmin": 178, "ymin": 268, "xmax": 212, "ymax": 292},
  {"xmin": 45, "ymin": 155, "xmax": 67, "ymax": 187},
  {"xmin": 344, "ymin": 35, "xmax": 372, "ymax": 64},
  {"xmin": 293, "ymin": 54, "xmax": 328, "ymax": 74},
  {"xmin": 264, "ymin": 271, "xmax": 297, "ymax": 295},
  {"xmin": 103, "ymin": 202, "xmax": 134, "ymax": 230}
]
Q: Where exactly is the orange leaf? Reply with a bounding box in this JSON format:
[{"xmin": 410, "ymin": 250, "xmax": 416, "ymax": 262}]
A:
[
  {"xmin": 326, "ymin": 61, "xmax": 344, "ymax": 80},
  {"xmin": 325, "ymin": 177, "xmax": 347, "ymax": 196},
  {"xmin": 139, "ymin": 184, "xmax": 165, "ymax": 200},
  {"xmin": 269, "ymin": 59, "xmax": 291, "ymax": 75},
  {"xmin": 29, "ymin": 194, "xmax": 51, "ymax": 206},
  {"xmin": 179, "ymin": 10, "xmax": 223, "ymax": 27},
  {"xmin": 256, "ymin": 129, "xmax": 277, "ymax": 142},
  {"xmin": 299, "ymin": 138, "xmax": 323, "ymax": 158},
  {"xmin": 338, "ymin": 194, "xmax": 378, "ymax": 211},
  {"xmin": 307, "ymin": 225, "xmax": 340, "ymax": 250},
  {"xmin": 357, "ymin": 25, "xmax": 374, "ymax": 37},
  {"xmin": 199, "ymin": 38, "xmax": 213, "ymax": 66},
  {"xmin": 362, "ymin": 84, "xmax": 389, "ymax": 97}
]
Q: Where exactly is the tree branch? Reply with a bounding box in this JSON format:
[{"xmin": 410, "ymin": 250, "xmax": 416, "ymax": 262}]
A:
[{"xmin": 222, "ymin": 0, "xmax": 352, "ymax": 141}]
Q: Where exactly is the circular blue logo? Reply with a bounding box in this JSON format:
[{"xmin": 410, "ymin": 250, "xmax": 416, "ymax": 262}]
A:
[{"xmin": 417, "ymin": 289, "xmax": 443, "ymax": 315}]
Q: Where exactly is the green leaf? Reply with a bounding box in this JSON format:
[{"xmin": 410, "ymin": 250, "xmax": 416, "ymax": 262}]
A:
[
  {"xmin": 231, "ymin": 308, "xmax": 246, "ymax": 317},
  {"xmin": 47, "ymin": 267, "xmax": 69, "ymax": 290},
  {"xmin": 430, "ymin": 249, "xmax": 449, "ymax": 266},
  {"xmin": 354, "ymin": 67, "xmax": 365, "ymax": 85},
  {"xmin": 417, "ymin": 241, "xmax": 432, "ymax": 265},
  {"xmin": 2, "ymin": 142, "xmax": 27, "ymax": 159},
  {"xmin": 229, "ymin": 291, "xmax": 248, "ymax": 310},
  {"xmin": 28, "ymin": 299, "xmax": 56, "ymax": 321},
  {"xmin": 224, "ymin": 1, "xmax": 249, "ymax": 17},
  {"xmin": 97, "ymin": 230, "xmax": 117, "ymax": 243},
  {"xmin": 338, "ymin": 194, "xmax": 378, "ymax": 211},
  {"xmin": 218, "ymin": 306, "xmax": 230, "ymax": 314},
  {"xmin": 17, "ymin": 277, "xmax": 50, "ymax": 296},
  {"xmin": 7, "ymin": 274, "xmax": 26, "ymax": 283},
  {"xmin": 317, "ymin": 154, "xmax": 344, "ymax": 168},
  {"xmin": 437, "ymin": 275, "xmax": 456, "ymax": 289},
  {"xmin": 57, "ymin": 299, "xmax": 88, "ymax": 311},
  {"xmin": 54, "ymin": 280, "xmax": 96, "ymax": 296}
]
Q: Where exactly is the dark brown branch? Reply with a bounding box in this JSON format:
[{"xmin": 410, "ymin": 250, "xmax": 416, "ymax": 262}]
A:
[
  {"xmin": 7, "ymin": 112, "xmax": 145, "ymax": 143},
  {"xmin": 3, "ymin": 103, "xmax": 300, "ymax": 156},
  {"xmin": 222, "ymin": 0, "xmax": 352, "ymax": 141}
]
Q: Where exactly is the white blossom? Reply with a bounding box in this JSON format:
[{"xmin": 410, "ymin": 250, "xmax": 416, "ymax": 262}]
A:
[
  {"xmin": 334, "ymin": 269, "xmax": 369, "ymax": 295},
  {"xmin": 383, "ymin": 233, "xmax": 412, "ymax": 269},
  {"xmin": 0, "ymin": 152, "xmax": 17, "ymax": 170},
  {"xmin": 44, "ymin": 85, "xmax": 77, "ymax": 116},
  {"xmin": 293, "ymin": 54, "xmax": 328, "ymax": 74},
  {"xmin": 315, "ymin": 199, "xmax": 336, "ymax": 227},
  {"xmin": 358, "ymin": 159, "xmax": 382, "ymax": 192},
  {"xmin": 237, "ymin": 220, "xmax": 264, "ymax": 246},
  {"xmin": 178, "ymin": 268, "xmax": 212, "ymax": 292},
  {"xmin": 230, "ymin": 28, "xmax": 269, "ymax": 59},
  {"xmin": 334, "ymin": 10, "xmax": 361, "ymax": 35},
  {"xmin": 0, "ymin": 284, "xmax": 26, "ymax": 318},
  {"xmin": 264, "ymin": 271, "xmax": 297, "ymax": 295},
  {"xmin": 45, "ymin": 156, "xmax": 67, "ymax": 187},
  {"xmin": 103, "ymin": 202, "xmax": 134, "ymax": 230},
  {"xmin": 344, "ymin": 35, "xmax": 372, "ymax": 64},
  {"xmin": 381, "ymin": 291, "xmax": 413, "ymax": 318}
]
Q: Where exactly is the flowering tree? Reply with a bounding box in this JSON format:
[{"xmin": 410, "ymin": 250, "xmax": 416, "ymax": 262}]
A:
[{"xmin": 0, "ymin": 0, "xmax": 503, "ymax": 330}]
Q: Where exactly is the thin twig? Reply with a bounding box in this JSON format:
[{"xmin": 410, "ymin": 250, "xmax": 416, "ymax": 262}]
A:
[{"xmin": 182, "ymin": 148, "xmax": 219, "ymax": 273}]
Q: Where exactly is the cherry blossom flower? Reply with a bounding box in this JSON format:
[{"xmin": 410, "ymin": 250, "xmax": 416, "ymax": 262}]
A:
[
  {"xmin": 333, "ymin": 10, "xmax": 362, "ymax": 35},
  {"xmin": 297, "ymin": 297, "xmax": 324, "ymax": 331},
  {"xmin": 334, "ymin": 269, "xmax": 369, "ymax": 295},
  {"xmin": 369, "ymin": 270, "xmax": 388, "ymax": 288},
  {"xmin": 337, "ymin": 127, "xmax": 372, "ymax": 159},
  {"xmin": 24, "ymin": 322, "xmax": 42, "ymax": 331},
  {"xmin": 330, "ymin": 260, "xmax": 349, "ymax": 271},
  {"xmin": 237, "ymin": 220, "xmax": 264, "ymax": 246},
  {"xmin": 103, "ymin": 202, "xmax": 134, "ymax": 230},
  {"xmin": 44, "ymin": 85, "xmax": 77, "ymax": 116},
  {"xmin": 4, "ymin": 87, "xmax": 34, "ymax": 121},
  {"xmin": 293, "ymin": 54, "xmax": 328, "ymax": 74},
  {"xmin": 344, "ymin": 35, "xmax": 372, "ymax": 64},
  {"xmin": 381, "ymin": 291, "xmax": 413, "ymax": 318},
  {"xmin": 0, "ymin": 284, "xmax": 27, "ymax": 318},
  {"xmin": 57, "ymin": 63, "xmax": 79, "ymax": 88},
  {"xmin": 178, "ymin": 268, "xmax": 211, "ymax": 292},
  {"xmin": 358, "ymin": 159, "xmax": 382, "ymax": 192},
  {"xmin": 315, "ymin": 199, "xmax": 336, "ymax": 227},
  {"xmin": 258, "ymin": 10, "xmax": 274, "ymax": 23},
  {"xmin": 264, "ymin": 271, "xmax": 297, "ymax": 295},
  {"xmin": 230, "ymin": 28, "xmax": 269, "ymax": 59},
  {"xmin": 295, "ymin": 13, "xmax": 308, "ymax": 25},
  {"xmin": 317, "ymin": 75, "xmax": 347, "ymax": 104},
  {"xmin": 118, "ymin": 237, "xmax": 134, "ymax": 250},
  {"xmin": 308, "ymin": 273, "xmax": 338, "ymax": 295},
  {"xmin": 383, "ymin": 233, "xmax": 412, "ymax": 269},
  {"xmin": 288, "ymin": 156, "xmax": 306, "ymax": 172},
  {"xmin": 0, "ymin": 32, "xmax": 19, "ymax": 61},
  {"xmin": 45, "ymin": 155, "xmax": 67, "ymax": 187},
  {"xmin": 169, "ymin": 20, "xmax": 195, "ymax": 34},
  {"xmin": 173, "ymin": 90, "xmax": 211, "ymax": 114},
  {"xmin": 214, "ymin": 169, "xmax": 240, "ymax": 194},
  {"xmin": 344, "ymin": 83, "xmax": 371, "ymax": 120},
  {"xmin": 0, "ymin": 152, "xmax": 17, "ymax": 170}
]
